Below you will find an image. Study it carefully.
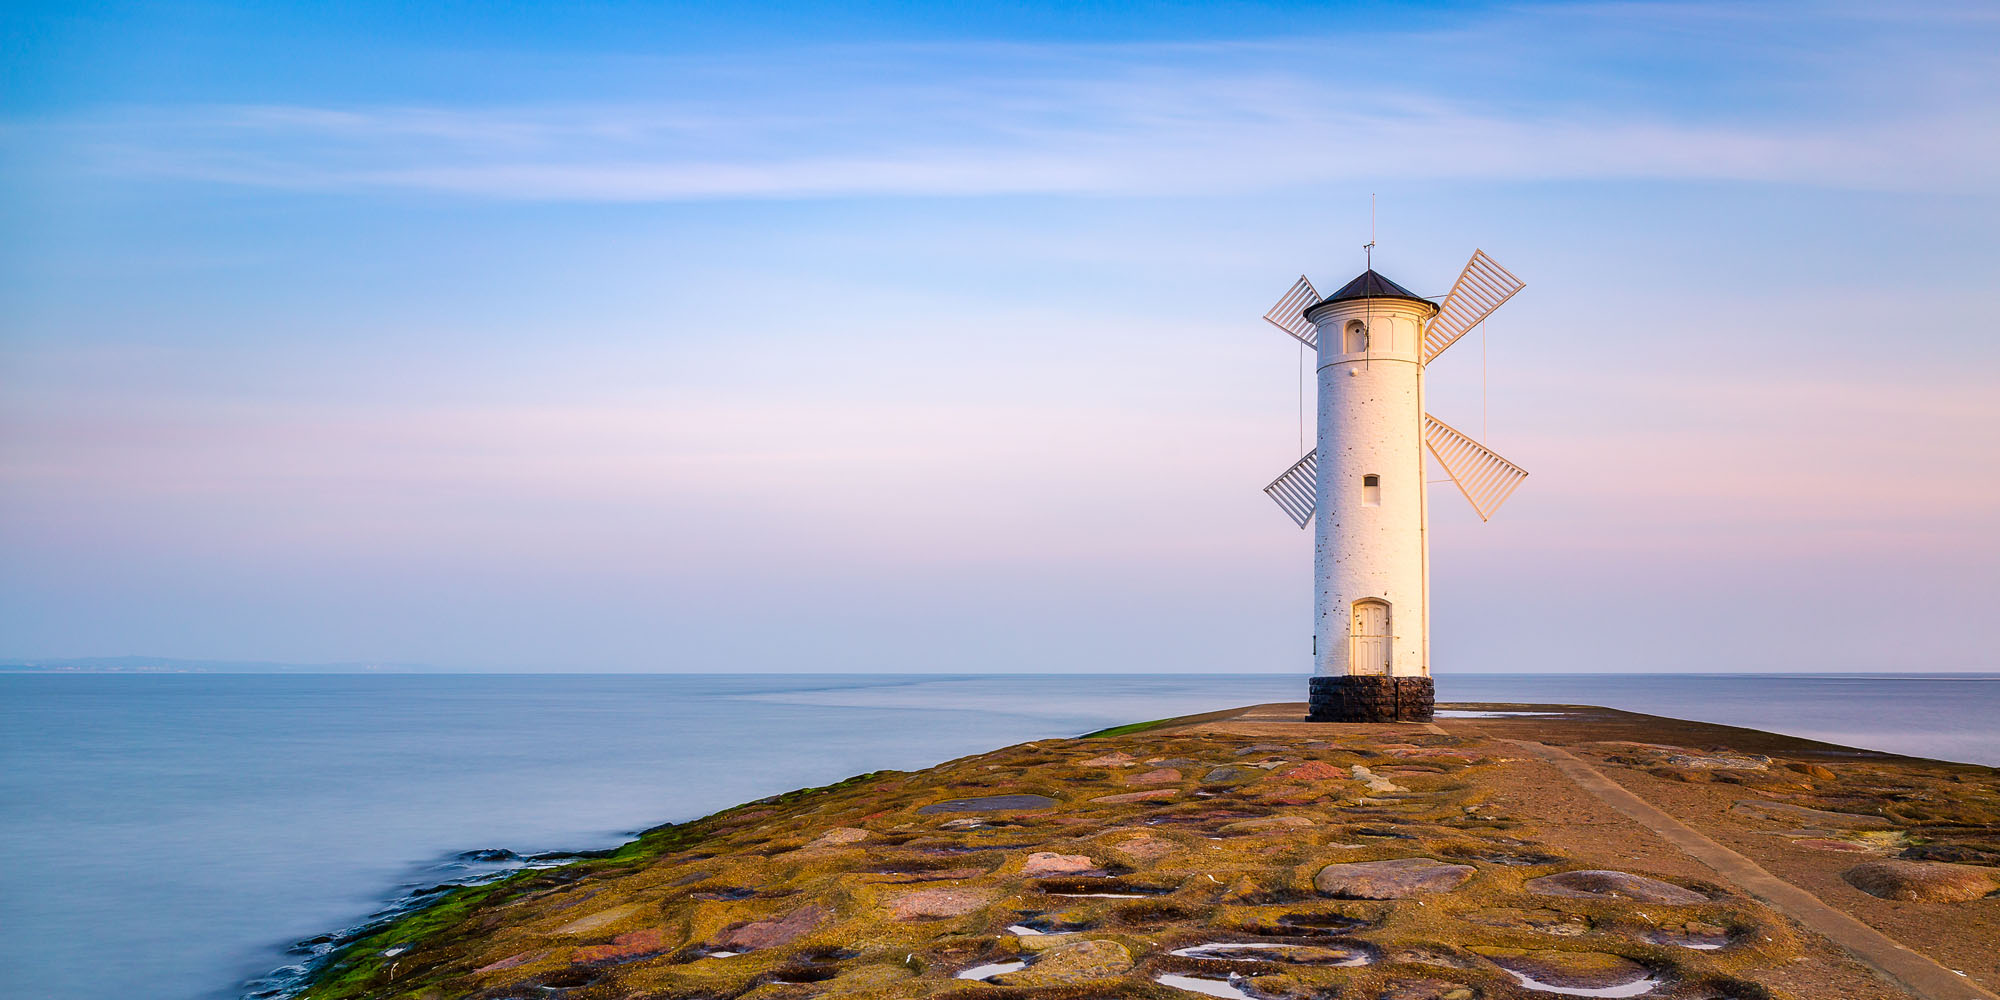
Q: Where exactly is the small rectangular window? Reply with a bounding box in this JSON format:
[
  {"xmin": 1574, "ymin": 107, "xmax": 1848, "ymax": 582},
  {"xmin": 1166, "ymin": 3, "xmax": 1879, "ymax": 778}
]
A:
[{"xmin": 1362, "ymin": 474, "xmax": 1381, "ymax": 506}]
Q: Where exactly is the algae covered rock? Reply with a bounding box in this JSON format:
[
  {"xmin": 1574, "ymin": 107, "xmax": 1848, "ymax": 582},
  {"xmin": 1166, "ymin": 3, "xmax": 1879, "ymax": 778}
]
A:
[
  {"xmin": 1021, "ymin": 851, "xmax": 1099, "ymax": 876},
  {"xmin": 992, "ymin": 938, "xmax": 1132, "ymax": 985},
  {"xmin": 888, "ymin": 887, "xmax": 995, "ymax": 920},
  {"xmin": 1842, "ymin": 859, "xmax": 2000, "ymax": 902},
  {"xmin": 1525, "ymin": 869, "xmax": 1705, "ymax": 904},
  {"xmin": 1081, "ymin": 751, "xmax": 1136, "ymax": 767},
  {"xmin": 1093, "ymin": 789, "xmax": 1177, "ymax": 804},
  {"xmin": 552, "ymin": 903, "xmax": 641, "ymax": 935},
  {"xmin": 1464, "ymin": 906, "xmax": 1591, "ymax": 936},
  {"xmin": 804, "ymin": 826, "xmax": 870, "ymax": 849},
  {"xmin": 1315, "ymin": 857, "xmax": 1475, "ymax": 898},
  {"xmin": 1220, "ymin": 815, "xmax": 1314, "ymax": 834},
  {"xmin": 818, "ymin": 963, "xmax": 919, "ymax": 994},
  {"xmin": 572, "ymin": 927, "xmax": 666, "ymax": 965},
  {"xmin": 713, "ymin": 904, "xmax": 827, "ymax": 950},
  {"xmin": 1281, "ymin": 760, "xmax": 1347, "ymax": 781},
  {"xmin": 293, "ymin": 716, "xmax": 1845, "ymax": 1000},
  {"xmin": 1666, "ymin": 753, "xmax": 1769, "ymax": 770},
  {"xmin": 1108, "ymin": 831, "xmax": 1177, "ymax": 860},
  {"xmin": 1380, "ymin": 978, "xmax": 1476, "ymax": 1000},
  {"xmin": 917, "ymin": 793, "xmax": 1057, "ymax": 815}
]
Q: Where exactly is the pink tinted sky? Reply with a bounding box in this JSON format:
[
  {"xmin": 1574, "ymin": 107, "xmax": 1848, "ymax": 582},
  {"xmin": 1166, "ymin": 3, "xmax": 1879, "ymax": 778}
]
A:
[{"xmin": 3, "ymin": 2, "xmax": 1997, "ymax": 671}]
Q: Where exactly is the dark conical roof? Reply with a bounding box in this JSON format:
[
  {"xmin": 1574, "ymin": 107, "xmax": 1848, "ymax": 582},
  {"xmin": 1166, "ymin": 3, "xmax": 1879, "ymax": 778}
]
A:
[{"xmin": 1309, "ymin": 269, "xmax": 1435, "ymax": 312}]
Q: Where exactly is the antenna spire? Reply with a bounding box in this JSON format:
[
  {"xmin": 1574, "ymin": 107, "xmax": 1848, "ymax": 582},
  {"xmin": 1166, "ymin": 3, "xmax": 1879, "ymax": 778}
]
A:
[{"xmin": 1364, "ymin": 193, "xmax": 1377, "ymax": 270}]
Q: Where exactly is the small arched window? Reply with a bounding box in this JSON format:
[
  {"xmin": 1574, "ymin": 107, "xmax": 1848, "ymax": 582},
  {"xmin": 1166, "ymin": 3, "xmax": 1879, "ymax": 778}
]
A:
[
  {"xmin": 1362, "ymin": 474, "xmax": 1381, "ymax": 505},
  {"xmin": 1343, "ymin": 320, "xmax": 1369, "ymax": 354}
]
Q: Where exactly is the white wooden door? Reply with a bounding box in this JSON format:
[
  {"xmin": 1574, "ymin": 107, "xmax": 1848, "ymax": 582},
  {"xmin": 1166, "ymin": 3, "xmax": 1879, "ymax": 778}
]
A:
[{"xmin": 1351, "ymin": 601, "xmax": 1391, "ymax": 675}]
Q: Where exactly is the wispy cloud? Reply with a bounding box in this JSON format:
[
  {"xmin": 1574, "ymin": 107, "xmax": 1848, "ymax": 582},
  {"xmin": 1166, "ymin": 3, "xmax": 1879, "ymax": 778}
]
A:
[{"xmin": 27, "ymin": 5, "xmax": 2000, "ymax": 200}]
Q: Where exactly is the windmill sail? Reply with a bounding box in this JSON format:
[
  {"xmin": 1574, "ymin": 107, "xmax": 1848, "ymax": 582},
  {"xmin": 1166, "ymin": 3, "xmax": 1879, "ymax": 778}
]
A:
[
  {"xmin": 1423, "ymin": 414, "xmax": 1527, "ymax": 521},
  {"xmin": 1422, "ymin": 250, "xmax": 1522, "ymax": 362},
  {"xmin": 1263, "ymin": 449, "xmax": 1318, "ymax": 528},
  {"xmin": 1263, "ymin": 276, "xmax": 1320, "ymax": 349}
]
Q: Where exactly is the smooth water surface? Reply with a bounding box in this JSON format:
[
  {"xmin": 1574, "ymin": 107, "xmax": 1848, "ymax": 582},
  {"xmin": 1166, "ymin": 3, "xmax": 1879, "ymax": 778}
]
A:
[{"xmin": 1, "ymin": 671, "xmax": 1993, "ymax": 1000}]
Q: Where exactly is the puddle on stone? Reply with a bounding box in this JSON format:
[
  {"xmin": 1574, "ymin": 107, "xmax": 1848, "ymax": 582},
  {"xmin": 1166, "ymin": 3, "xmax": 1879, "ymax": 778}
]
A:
[
  {"xmin": 1505, "ymin": 971, "xmax": 1661, "ymax": 997},
  {"xmin": 1647, "ymin": 931, "xmax": 1725, "ymax": 950},
  {"xmin": 761, "ymin": 965, "xmax": 840, "ymax": 985},
  {"xmin": 1156, "ymin": 972, "xmax": 1259, "ymax": 998},
  {"xmin": 691, "ymin": 887, "xmax": 757, "ymax": 901},
  {"xmin": 956, "ymin": 960, "xmax": 1028, "ymax": 981},
  {"xmin": 1170, "ymin": 941, "xmax": 1370, "ymax": 966},
  {"xmin": 1274, "ymin": 912, "xmax": 1369, "ymax": 935},
  {"xmin": 1036, "ymin": 878, "xmax": 1171, "ymax": 898},
  {"xmin": 1436, "ymin": 710, "xmax": 1566, "ymax": 718},
  {"xmin": 1006, "ymin": 924, "xmax": 1044, "ymax": 936}
]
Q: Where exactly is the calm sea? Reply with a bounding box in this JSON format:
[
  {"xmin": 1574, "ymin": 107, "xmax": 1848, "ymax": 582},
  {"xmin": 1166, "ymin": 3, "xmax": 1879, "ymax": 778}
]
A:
[{"xmin": 1, "ymin": 672, "xmax": 1994, "ymax": 1000}]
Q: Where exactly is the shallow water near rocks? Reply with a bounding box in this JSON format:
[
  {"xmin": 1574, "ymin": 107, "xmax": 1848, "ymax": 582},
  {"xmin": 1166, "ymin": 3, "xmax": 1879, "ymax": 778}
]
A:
[
  {"xmin": 1169, "ymin": 941, "xmax": 1371, "ymax": 966},
  {"xmin": 1505, "ymin": 971, "xmax": 1661, "ymax": 997},
  {"xmin": 1156, "ymin": 972, "xmax": 1259, "ymax": 998},
  {"xmin": 955, "ymin": 960, "xmax": 1027, "ymax": 980}
]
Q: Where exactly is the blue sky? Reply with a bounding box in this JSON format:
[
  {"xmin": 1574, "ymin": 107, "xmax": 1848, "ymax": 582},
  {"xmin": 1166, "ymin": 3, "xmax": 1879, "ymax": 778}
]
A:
[{"xmin": 3, "ymin": 1, "xmax": 1997, "ymax": 671}]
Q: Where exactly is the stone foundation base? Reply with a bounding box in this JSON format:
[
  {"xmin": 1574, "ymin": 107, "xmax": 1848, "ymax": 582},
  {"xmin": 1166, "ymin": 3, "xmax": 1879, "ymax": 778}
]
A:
[{"xmin": 1307, "ymin": 675, "xmax": 1434, "ymax": 723}]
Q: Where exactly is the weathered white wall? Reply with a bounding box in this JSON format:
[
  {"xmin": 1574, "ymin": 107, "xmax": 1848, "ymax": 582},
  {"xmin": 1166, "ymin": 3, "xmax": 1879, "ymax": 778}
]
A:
[{"xmin": 1308, "ymin": 297, "xmax": 1434, "ymax": 678}]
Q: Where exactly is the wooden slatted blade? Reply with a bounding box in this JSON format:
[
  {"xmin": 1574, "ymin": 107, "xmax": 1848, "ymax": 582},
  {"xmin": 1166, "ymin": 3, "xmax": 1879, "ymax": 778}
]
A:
[
  {"xmin": 1263, "ymin": 275, "xmax": 1319, "ymax": 349},
  {"xmin": 1263, "ymin": 449, "xmax": 1318, "ymax": 528},
  {"xmin": 1422, "ymin": 250, "xmax": 1522, "ymax": 362},
  {"xmin": 1423, "ymin": 413, "xmax": 1527, "ymax": 521}
]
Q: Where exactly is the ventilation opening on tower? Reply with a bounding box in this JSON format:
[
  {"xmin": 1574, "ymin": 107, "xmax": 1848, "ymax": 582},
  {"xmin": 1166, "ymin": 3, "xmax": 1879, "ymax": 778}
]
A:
[
  {"xmin": 1362, "ymin": 474, "xmax": 1381, "ymax": 506},
  {"xmin": 1343, "ymin": 320, "xmax": 1369, "ymax": 354}
]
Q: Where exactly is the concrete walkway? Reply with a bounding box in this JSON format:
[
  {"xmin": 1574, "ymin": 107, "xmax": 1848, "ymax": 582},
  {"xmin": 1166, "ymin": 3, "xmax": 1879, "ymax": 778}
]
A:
[{"xmin": 1509, "ymin": 739, "xmax": 1997, "ymax": 1000}]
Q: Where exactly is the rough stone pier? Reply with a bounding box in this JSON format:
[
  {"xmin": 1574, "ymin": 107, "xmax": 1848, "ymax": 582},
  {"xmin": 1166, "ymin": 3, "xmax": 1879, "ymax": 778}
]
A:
[{"xmin": 300, "ymin": 703, "xmax": 2000, "ymax": 1000}]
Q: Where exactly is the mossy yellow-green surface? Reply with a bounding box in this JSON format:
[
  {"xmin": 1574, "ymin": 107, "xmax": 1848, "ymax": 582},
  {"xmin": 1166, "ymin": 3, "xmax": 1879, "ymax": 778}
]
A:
[{"xmin": 298, "ymin": 704, "xmax": 1999, "ymax": 1000}]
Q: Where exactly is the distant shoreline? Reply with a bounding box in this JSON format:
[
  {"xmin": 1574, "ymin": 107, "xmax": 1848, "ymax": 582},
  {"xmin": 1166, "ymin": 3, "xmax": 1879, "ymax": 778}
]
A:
[{"xmin": 8, "ymin": 663, "xmax": 1998, "ymax": 675}]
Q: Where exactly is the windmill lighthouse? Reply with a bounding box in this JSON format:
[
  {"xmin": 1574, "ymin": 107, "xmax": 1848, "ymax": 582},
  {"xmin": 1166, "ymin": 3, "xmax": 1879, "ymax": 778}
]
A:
[{"xmin": 1260, "ymin": 249, "xmax": 1529, "ymax": 722}]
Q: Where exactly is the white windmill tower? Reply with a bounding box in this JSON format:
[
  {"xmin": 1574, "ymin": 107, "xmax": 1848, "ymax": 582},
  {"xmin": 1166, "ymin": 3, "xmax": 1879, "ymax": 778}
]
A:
[{"xmin": 1260, "ymin": 248, "xmax": 1528, "ymax": 722}]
